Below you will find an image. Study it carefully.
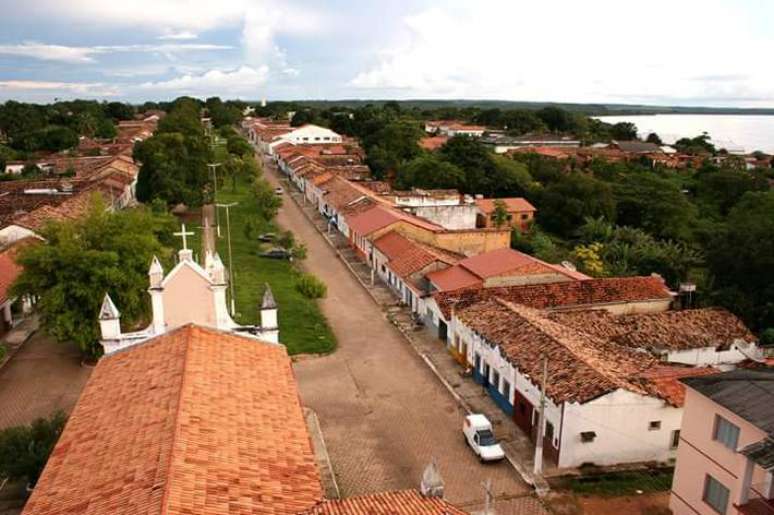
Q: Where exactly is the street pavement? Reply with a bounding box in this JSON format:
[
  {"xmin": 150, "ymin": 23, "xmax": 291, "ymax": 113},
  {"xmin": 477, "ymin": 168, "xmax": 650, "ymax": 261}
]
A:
[{"xmin": 263, "ymin": 158, "xmax": 549, "ymax": 513}]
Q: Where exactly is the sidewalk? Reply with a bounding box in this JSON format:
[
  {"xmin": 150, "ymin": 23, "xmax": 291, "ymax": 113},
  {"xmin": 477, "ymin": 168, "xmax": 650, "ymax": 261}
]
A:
[{"xmin": 277, "ymin": 171, "xmax": 552, "ymax": 495}]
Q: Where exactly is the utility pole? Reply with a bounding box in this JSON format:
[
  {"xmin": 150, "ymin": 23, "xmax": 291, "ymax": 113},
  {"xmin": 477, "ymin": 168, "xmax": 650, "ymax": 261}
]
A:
[
  {"xmin": 216, "ymin": 202, "xmax": 239, "ymax": 316},
  {"xmin": 207, "ymin": 163, "xmax": 222, "ymax": 236},
  {"xmin": 533, "ymin": 354, "xmax": 548, "ymax": 476}
]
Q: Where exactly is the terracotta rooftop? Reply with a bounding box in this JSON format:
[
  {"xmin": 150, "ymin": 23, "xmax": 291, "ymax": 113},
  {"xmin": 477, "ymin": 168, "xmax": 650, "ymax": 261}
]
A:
[
  {"xmin": 548, "ymin": 307, "xmax": 756, "ymax": 352},
  {"xmin": 347, "ymin": 205, "xmax": 442, "ymax": 237},
  {"xmin": 301, "ymin": 490, "xmax": 466, "ymax": 514},
  {"xmin": 373, "ymin": 232, "xmax": 462, "ymax": 284},
  {"xmin": 322, "ymin": 176, "xmax": 367, "ymax": 210},
  {"xmin": 425, "ymin": 248, "xmax": 587, "ymax": 292},
  {"xmin": 0, "ymin": 238, "xmax": 34, "ymax": 304},
  {"xmin": 426, "ymin": 265, "xmax": 482, "ymax": 292},
  {"xmin": 458, "ymin": 300, "xmax": 658, "ymax": 404},
  {"xmin": 474, "ymin": 197, "xmax": 535, "ymax": 214},
  {"xmin": 434, "ymin": 275, "xmax": 673, "ymax": 319},
  {"xmin": 419, "ymin": 136, "xmax": 449, "ymax": 151},
  {"xmin": 23, "ymin": 325, "xmax": 323, "ymax": 515}
]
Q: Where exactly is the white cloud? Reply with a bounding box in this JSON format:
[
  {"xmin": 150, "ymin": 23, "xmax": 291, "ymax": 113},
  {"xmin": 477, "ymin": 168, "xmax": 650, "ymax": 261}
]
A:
[
  {"xmin": 137, "ymin": 65, "xmax": 268, "ymax": 97},
  {"xmin": 350, "ymin": 1, "xmax": 774, "ymax": 106},
  {"xmin": 0, "ymin": 80, "xmax": 118, "ymax": 96},
  {"xmin": 158, "ymin": 31, "xmax": 198, "ymax": 41},
  {"xmin": 0, "ymin": 43, "xmax": 97, "ymax": 64},
  {"xmin": 0, "ymin": 41, "xmax": 232, "ymax": 64}
]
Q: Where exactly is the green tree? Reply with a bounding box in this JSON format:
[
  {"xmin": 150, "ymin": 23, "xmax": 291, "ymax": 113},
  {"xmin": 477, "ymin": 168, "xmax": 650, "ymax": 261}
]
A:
[
  {"xmin": 610, "ymin": 122, "xmax": 638, "ymax": 140},
  {"xmin": 394, "ymin": 154, "xmax": 464, "ymax": 190},
  {"xmin": 614, "ymin": 173, "xmax": 698, "ymax": 241},
  {"xmin": 706, "ymin": 191, "xmax": 774, "ymax": 330},
  {"xmin": 646, "ymin": 132, "xmax": 663, "ymax": 145},
  {"xmin": 254, "ymin": 178, "xmax": 282, "ymax": 220},
  {"xmin": 695, "ymin": 169, "xmax": 769, "ymax": 217},
  {"xmin": 11, "ymin": 198, "xmax": 172, "ymax": 359},
  {"xmin": 0, "ymin": 411, "xmax": 67, "ymax": 487},
  {"xmin": 227, "ymin": 136, "xmax": 253, "ymax": 157},
  {"xmin": 105, "ymin": 102, "xmax": 135, "ymax": 121},
  {"xmin": 536, "ymin": 173, "xmax": 616, "ymax": 237},
  {"xmin": 491, "ymin": 199, "xmax": 510, "ymax": 228}
]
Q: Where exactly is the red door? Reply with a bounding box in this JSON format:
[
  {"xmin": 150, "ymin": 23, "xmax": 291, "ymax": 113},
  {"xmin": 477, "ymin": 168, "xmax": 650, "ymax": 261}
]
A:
[{"xmin": 512, "ymin": 389, "xmax": 534, "ymax": 436}]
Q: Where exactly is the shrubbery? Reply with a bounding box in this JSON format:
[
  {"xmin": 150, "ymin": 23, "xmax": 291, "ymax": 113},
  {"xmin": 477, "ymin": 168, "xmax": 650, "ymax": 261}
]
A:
[
  {"xmin": 0, "ymin": 411, "xmax": 67, "ymax": 487},
  {"xmin": 295, "ymin": 273, "xmax": 327, "ymax": 299}
]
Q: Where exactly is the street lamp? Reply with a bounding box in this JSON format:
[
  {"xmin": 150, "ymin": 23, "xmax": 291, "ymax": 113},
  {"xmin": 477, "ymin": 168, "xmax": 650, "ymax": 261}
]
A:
[{"xmin": 216, "ymin": 202, "xmax": 239, "ymax": 316}]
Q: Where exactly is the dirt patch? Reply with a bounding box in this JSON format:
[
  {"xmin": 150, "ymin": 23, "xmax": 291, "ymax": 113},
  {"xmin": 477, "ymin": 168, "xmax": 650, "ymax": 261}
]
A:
[{"xmin": 545, "ymin": 492, "xmax": 670, "ymax": 515}]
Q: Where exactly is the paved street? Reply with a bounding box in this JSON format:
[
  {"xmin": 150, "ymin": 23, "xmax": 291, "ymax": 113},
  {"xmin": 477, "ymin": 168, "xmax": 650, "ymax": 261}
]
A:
[
  {"xmin": 263, "ymin": 158, "xmax": 548, "ymax": 513},
  {"xmin": 0, "ymin": 331, "xmax": 91, "ymax": 429}
]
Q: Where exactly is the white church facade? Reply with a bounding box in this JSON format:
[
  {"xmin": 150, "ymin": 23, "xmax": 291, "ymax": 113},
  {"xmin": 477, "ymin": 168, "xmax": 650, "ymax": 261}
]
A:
[{"xmin": 99, "ymin": 244, "xmax": 279, "ymax": 355}]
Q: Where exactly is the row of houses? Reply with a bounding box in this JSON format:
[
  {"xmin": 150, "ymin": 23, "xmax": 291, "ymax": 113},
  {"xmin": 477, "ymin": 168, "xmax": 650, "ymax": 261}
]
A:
[
  {"xmin": 0, "ymin": 150, "xmax": 142, "ymax": 337},
  {"xmin": 3, "ymin": 112, "xmax": 158, "ymax": 176},
  {"xmin": 254, "ymin": 120, "xmax": 765, "ymax": 476}
]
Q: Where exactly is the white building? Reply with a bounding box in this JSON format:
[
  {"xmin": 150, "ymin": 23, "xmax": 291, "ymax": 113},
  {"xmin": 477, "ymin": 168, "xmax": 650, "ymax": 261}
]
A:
[
  {"xmin": 99, "ymin": 245, "xmax": 279, "ymax": 355},
  {"xmin": 277, "ymin": 124, "xmax": 343, "ymax": 146},
  {"xmin": 443, "ymin": 289, "xmax": 758, "ymax": 468}
]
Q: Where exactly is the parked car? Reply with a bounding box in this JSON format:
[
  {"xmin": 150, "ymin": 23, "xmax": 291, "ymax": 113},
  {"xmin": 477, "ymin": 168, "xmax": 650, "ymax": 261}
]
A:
[
  {"xmin": 462, "ymin": 414, "xmax": 505, "ymax": 462},
  {"xmin": 258, "ymin": 232, "xmax": 276, "ymax": 243},
  {"xmin": 274, "ymin": 186, "xmax": 284, "ymax": 196},
  {"xmin": 259, "ymin": 248, "xmax": 292, "ymax": 260}
]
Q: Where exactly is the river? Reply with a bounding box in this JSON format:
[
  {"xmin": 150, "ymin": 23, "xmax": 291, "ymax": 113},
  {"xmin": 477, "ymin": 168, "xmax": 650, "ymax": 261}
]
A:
[{"xmin": 596, "ymin": 114, "xmax": 774, "ymax": 154}]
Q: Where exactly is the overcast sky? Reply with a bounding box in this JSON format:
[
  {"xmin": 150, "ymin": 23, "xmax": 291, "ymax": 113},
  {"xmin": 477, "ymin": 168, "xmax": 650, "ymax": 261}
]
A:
[{"xmin": 0, "ymin": 0, "xmax": 771, "ymax": 106}]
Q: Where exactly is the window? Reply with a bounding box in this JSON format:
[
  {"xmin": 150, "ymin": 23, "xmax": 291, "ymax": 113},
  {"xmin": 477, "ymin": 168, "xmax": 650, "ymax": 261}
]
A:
[
  {"xmin": 580, "ymin": 431, "xmax": 596, "ymax": 443},
  {"xmin": 502, "ymin": 379, "xmax": 511, "ymax": 398},
  {"xmin": 521, "ymin": 214, "xmax": 529, "ymax": 220},
  {"xmin": 492, "ymin": 370, "xmax": 500, "ymax": 390},
  {"xmin": 670, "ymin": 430, "xmax": 680, "ymax": 449},
  {"xmin": 703, "ymin": 475, "xmax": 730, "ymax": 514},
  {"xmin": 545, "ymin": 421, "xmax": 554, "ymax": 442},
  {"xmin": 649, "ymin": 420, "xmax": 661, "ymax": 431},
  {"xmin": 713, "ymin": 415, "xmax": 740, "ymax": 450}
]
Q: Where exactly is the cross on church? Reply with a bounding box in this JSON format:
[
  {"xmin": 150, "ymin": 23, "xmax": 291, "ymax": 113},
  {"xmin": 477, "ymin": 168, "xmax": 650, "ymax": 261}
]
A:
[{"xmin": 174, "ymin": 224, "xmax": 195, "ymax": 250}]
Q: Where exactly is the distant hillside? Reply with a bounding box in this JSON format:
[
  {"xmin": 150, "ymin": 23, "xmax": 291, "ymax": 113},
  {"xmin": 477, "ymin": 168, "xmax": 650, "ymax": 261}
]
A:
[{"xmin": 258, "ymin": 99, "xmax": 774, "ymax": 116}]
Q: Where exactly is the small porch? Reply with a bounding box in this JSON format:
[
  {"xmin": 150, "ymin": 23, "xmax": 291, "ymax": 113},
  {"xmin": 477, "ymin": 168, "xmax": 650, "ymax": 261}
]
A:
[{"xmin": 736, "ymin": 438, "xmax": 774, "ymax": 515}]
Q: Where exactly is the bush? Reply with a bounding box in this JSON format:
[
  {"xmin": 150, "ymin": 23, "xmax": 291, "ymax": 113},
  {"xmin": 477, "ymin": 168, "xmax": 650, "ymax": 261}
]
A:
[
  {"xmin": 0, "ymin": 411, "xmax": 67, "ymax": 486},
  {"xmin": 295, "ymin": 273, "xmax": 327, "ymax": 299},
  {"xmin": 761, "ymin": 328, "xmax": 774, "ymax": 346}
]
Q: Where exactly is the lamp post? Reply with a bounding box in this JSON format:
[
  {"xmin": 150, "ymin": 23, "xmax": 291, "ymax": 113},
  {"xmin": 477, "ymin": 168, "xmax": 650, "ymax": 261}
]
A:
[{"xmin": 216, "ymin": 202, "xmax": 238, "ymax": 316}]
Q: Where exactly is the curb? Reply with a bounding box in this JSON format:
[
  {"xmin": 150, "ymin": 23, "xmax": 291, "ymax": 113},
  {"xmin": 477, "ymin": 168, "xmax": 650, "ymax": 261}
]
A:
[
  {"xmin": 304, "ymin": 407, "xmax": 341, "ymax": 499},
  {"xmin": 275, "ymin": 167, "xmax": 548, "ymax": 493}
]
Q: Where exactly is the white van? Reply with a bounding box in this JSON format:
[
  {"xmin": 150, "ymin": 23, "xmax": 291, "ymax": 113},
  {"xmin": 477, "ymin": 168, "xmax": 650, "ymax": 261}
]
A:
[{"xmin": 462, "ymin": 414, "xmax": 506, "ymax": 462}]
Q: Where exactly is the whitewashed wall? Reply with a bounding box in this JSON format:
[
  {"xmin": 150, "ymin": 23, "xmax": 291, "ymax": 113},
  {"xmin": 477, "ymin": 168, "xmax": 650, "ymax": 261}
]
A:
[{"xmin": 559, "ymin": 390, "xmax": 682, "ymax": 468}]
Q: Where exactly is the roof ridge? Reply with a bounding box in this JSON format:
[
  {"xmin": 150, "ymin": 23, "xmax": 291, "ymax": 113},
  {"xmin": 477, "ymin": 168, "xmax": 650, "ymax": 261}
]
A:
[
  {"xmin": 159, "ymin": 324, "xmax": 195, "ymax": 512},
  {"xmin": 496, "ymin": 299, "xmax": 649, "ymax": 397}
]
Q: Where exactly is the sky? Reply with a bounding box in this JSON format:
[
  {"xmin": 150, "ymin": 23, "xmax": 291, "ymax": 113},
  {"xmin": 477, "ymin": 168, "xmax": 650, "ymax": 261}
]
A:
[{"xmin": 0, "ymin": 0, "xmax": 773, "ymax": 106}]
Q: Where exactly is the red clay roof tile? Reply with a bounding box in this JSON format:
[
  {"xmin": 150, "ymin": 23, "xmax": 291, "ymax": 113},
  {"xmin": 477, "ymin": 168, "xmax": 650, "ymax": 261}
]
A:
[{"xmin": 23, "ymin": 325, "xmax": 323, "ymax": 515}]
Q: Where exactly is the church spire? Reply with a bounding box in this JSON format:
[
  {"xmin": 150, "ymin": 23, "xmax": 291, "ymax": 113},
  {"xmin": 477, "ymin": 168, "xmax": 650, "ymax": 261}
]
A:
[
  {"xmin": 99, "ymin": 293, "xmax": 120, "ymax": 320},
  {"xmin": 148, "ymin": 256, "xmax": 164, "ymax": 289},
  {"xmin": 261, "ymin": 283, "xmax": 277, "ymax": 310}
]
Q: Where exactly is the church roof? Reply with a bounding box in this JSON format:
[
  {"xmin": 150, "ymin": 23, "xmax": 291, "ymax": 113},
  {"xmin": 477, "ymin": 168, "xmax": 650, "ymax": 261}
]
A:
[
  {"xmin": 262, "ymin": 283, "xmax": 278, "ymax": 309},
  {"xmin": 23, "ymin": 325, "xmax": 323, "ymax": 515}
]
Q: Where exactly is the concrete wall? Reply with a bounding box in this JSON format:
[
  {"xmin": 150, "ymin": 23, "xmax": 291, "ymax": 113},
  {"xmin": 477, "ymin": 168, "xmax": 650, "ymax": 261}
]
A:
[
  {"xmin": 665, "ymin": 339, "xmax": 760, "ymax": 367},
  {"xmin": 406, "ymin": 205, "xmax": 478, "ymax": 230},
  {"xmin": 670, "ymin": 388, "xmax": 770, "ymax": 515},
  {"xmin": 377, "ymin": 222, "xmax": 510, "ymax": 256},
  {"xmin": 560, "ymin": 390, "xmax": 682, "ymax": 468},
  {"xmin": 483, "ymin": 272, "xmax": 575, "ymax": 288},
  {"xmin": 162, "ymin": 265, "xmax": 217, "ymax": 330}
]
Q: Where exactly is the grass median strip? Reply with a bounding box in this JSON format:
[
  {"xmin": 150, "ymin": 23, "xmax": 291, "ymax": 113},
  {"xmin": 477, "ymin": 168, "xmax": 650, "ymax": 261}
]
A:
[{"xmin": 214, "ymin": 177, "xmax": 336, "ymax": 355}]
